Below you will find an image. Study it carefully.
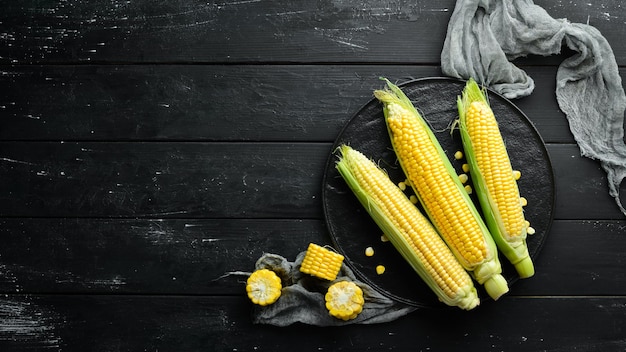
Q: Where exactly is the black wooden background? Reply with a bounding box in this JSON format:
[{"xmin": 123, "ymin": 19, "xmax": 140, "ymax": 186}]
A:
[{"xmin": 1, "ymin": 0, "xmax": 626, "ymax": 351}]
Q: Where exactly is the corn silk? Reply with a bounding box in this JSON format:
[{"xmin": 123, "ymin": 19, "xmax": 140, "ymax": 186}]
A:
[{"xmin": 441, "ymin": 0, "xmax": 626, "ymax": 216}]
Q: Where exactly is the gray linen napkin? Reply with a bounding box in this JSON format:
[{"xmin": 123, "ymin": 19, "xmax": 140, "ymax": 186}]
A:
[
  {"xmin": 250, "ymin": 252, "xmax": 416, "ymax": 326},
  {"xmin": 441, "ymin": 0, "xmax": 626, "ymax": 215}
]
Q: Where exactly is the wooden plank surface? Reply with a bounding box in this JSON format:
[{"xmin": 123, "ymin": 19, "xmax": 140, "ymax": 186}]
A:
[
  {"xmin": 2, "ymin": 0, "xmax": 626, "ymax": 350},
  {"xmin": 2, "ymin": 0, "xmax": 625, "ymax": 65},
  {"xmin": 0, "ymin": 142, "xmax": 329, "ymax": 218},
  {"xmin": 1, "ymin": 295, "xmax": 626, "ymax": 352},
  {"xmin": 0, "ymin": 65, "xmax": 582, "ymax": 143},
  {"xmin": 0, "ymin": 218, "xmax": 325, "ymax": 295},
  {"xmin": 0, "ymin": 142, "xmax": 621, "ymax": 220},
  {"xmin": 1, "ymin": 219, "xmax": 625, "ymax": 297}
]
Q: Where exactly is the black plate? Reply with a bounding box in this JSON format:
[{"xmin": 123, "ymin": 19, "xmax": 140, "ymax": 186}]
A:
[{"xmin": 322, "ymin": 77, "xmax": 555, "ymax": 308}]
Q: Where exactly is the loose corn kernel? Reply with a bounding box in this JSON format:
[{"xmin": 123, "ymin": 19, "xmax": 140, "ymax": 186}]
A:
[
  {"xmin": 325, "ymin": 281, "xmax": 364, "ymax": 321},
  {"xmin": 246, "ymin": 269, "xmax": 282, "ymax": 306},
  {"xmin": 464, "ymin": 185, "xmax": 473, "ymax": 194},
  {"xmin": 376, "ymin": 265, "xmax": 386, "ymax": 275},
  {"xmin": 398, "ymin": 181, "xmax": 407, "ymax": 191},
  {"xmin": 459, "ymin": 173, "xmax": 469, "ymax": 184},
  {"xmin": 462, "ymin": 163, "xmax": 470, "ymax": 173},
  {"xmin": 380, "ymin": 234, "xmax": 389, "ymax": 242},
  {"xmin": 300, "ymin": 243, "xmax": 344, "ymax": 281},
  {"xmin": 513, "ymin": 170, "xmax": 522, "ymax": 180},
  {"xmin": 527, "ymin": 226, "xmax": 536, "ymax": 235},
  {"xmin": 520, "ymin": 197, "xmax": 528, "ymax": 207},
  {"xmin": 454, "ymin": 150, "xmax": 464, "ymax": 160},
  {"xmin": 365, "ymin": 247, "xmax": 375, "ymax": 257},
  {"xmin": 409, "ymin": 195, "xmax": 418, "ymax": 204}
]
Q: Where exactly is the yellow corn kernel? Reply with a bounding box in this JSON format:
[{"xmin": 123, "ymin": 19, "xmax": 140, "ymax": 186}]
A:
[
  {"xmin": 527, "ymin": 226, "xmax": 536, "ymax": 235},
  {"xmin": 409, "ymin": 195, "xmax": 418, "ymax": 204},
  {"xmin": 459, "ymin": 173, "xmax": 469, "ymax": 184},
  {"xmin": 464, "ymin": 184, "xmax": 473, "ymax": 194},
  {"xmin": 520, "ymin": 196, "xmax": 528, "ymax": 207},
  {"xmin": 513, "ymin": 170, "xmax": 521, "ymax": 180},
  {"xmin": 398, "ymin": 181, "xmax": 407, "ymax": 191},
  {"xmin": 376, "ymin": 265, "xmax": 386, "ymax": 275},
  {"xmin": 454, "ymin": 150, "xmax": 464, "ymax": 160},
  {"xmin": 458, "ymin": 78, "xmax": 533, "ymax": 279},
  {"xmin": 375, "ymin": 80, "xmax": 508, "ymax": 300},
  {"xmin": 246, "ymin": 269, "xmax": 282, "ymax": 306},
  {"xmin": 336, "ymin": 145, "xmax": 480, "ymax": 309},
  {"xmin": 462, "ymin": 163, "xmax": 470, "ymax": 173},
  {"xmin": 380, "ymin": 234, "xmax": 389, "ymax": 242},
  {"xmin": 300, "ymin": 243, "xmax": 344, "ymax": 281},
  {"xmin": 325, "ymin": 281, "xmax": 364, "ymax": 321},
  {"xmin": 365, "ymin": 247, "xmax": 375, "ymax": 257}
]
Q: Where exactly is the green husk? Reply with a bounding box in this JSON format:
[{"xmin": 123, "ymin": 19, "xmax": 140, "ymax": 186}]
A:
[
  {"xmin": 335, "ymin": 144, "xmax": 480, "ymax": 310},
  {"xmin": 457, "ymin": 78, "xmax": 534, "ymax": 279},
  {"xmin": 374, "ymin": 78, "xmax": 509, "ymax": 300}
]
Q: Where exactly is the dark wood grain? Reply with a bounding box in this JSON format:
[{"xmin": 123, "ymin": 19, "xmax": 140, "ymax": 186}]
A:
[
  {"xmin": 0, "ymin": 218, "xmax": 327, "ymax": 295},
  {"xmin": 0, "ymin": 0, "xmax": 456, "ymax": 64},
  {"xmin": 1, "ymin": 295, "xmax": 626, "ymax": 351},
  {"xmin": 1, "ymin": 219, "xmax": 625, "ymax": 297},
  {"xmin": 0, "ymin": 142, "xmax": 329, "ymax": 218},
  {"xmin": 550, "ymin": 144, "xmax": 626, "ymax": 220},
  {"xmin": 2, "ymin": 0, "xmax": 625, "ymax": 65},
  {"xmin": 0, "ymin": 64, "xmax": 619, "ymax": 144},
  {"xmin": 0, "ymin": 65, "xmax": 440, "ymax": 142},
  {"xmin": 0, "ymin": 142, "xmax": 621, "ymax": 219}
]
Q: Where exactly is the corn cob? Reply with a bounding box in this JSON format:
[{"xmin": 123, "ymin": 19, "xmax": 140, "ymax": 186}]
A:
[
  {"xmin": 325, "ymin": 280, "xmax": 365, "ymax": 320},
  {"xmin": 300, "ymin": 243, "xmax": 345, "ymax": 281},
  {"xmin": 336, "ymin": 145, "xmax": 479, "ymax": 310},
  {"xmin": 374, "ymin": 79, "xmax": 509, "ymax": 300},
  {"xmin": 246, "ymin": 269, "xmax": 282, "ymax": 306},
  {"xmin": 457, "ymin": 78, "xmax": 534, "ymax": 278}
]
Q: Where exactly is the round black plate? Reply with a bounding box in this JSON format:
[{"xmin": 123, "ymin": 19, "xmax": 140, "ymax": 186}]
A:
[{"xmin": 322, "ymin": 77, "xmax": 555, "ymax": 307}]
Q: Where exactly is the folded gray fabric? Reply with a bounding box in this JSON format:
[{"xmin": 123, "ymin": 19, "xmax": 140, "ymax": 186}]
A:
[
  {"xmin": 250, "ymin": 252, "xmax": 416, "ymax": 326},
  {"xmin": 441, "ymin": 0, "xmax": 626, "ymax": 216}
]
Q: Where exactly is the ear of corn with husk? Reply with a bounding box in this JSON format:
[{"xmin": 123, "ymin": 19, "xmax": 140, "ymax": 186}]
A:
[
  {"xmin": 374, "ymin": 79, "xmax": 509, "ymax": 300},
  {"xmin": 457, "ymin": 78, "xmax": 534, "ymax": 278},
  {"xmin": 336, "ymin": 144, "xmax": 480, "ymax": 310}
]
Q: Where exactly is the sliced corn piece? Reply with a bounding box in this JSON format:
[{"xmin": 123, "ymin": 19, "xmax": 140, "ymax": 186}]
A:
[
  {"xmin": 300, "ymin": 243, "xmax": 344, "ymax": 281},
  {"xmin": 325, "ymin": 281, "xmax": 364, "ymax": 320},
  {"xmin": 246, "ymin": 269, "xmax": 282, "ymax": 306}
]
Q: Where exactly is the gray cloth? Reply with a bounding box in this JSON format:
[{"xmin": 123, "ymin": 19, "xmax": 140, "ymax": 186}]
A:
[
  {"xmin": 441, "ymin": 0, "xmax": 626, "ymax": 216},
  {"xmin": 250, "ymin": 252, "xmax": 416, "ymax": 326}
]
